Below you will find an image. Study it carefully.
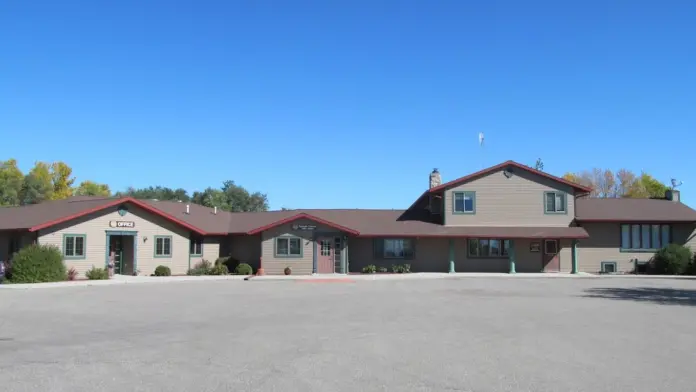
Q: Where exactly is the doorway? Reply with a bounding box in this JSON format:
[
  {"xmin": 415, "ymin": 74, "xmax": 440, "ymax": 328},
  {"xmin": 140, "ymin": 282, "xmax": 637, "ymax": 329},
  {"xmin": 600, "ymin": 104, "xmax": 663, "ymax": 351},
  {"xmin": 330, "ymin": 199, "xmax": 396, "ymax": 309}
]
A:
[
  {"xmin": 108, "ymin": 235, "xmax": 135, "ymax": 275},
  {"xmin": 316, "ymin": 237, "xmax": 336, "ymax": 273},
  {"xmin": 542, "ymin": 239, "xmax": 561, "ymax": 272}
]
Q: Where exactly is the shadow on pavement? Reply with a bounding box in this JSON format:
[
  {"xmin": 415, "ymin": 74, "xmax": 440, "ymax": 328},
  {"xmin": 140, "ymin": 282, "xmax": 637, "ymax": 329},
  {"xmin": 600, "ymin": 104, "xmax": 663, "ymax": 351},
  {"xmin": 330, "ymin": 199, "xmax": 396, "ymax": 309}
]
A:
[{"xmin": 583, "ymin": 287, "xmax": 696, "ymax": 307}]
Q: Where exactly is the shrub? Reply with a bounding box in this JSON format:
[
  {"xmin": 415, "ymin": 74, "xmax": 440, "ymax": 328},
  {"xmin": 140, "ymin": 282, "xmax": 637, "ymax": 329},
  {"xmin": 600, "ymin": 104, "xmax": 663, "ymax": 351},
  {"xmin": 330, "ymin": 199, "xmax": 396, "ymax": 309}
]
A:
[
  {"xmin": 216, "ymin": 256, "xmax": 240, "ymax": 272},
  {"xmin": 187, "ymin": 259, "xmax": 213, "ymax": 276},
  {"xmin": 651, "ymin": 244, "xmax": 693, "ymax": 275},
  {"xmin": 401, "ymin": 264, "xmax": 411, "ymax": 273},
  {"xmin": 234, "ymin": 263, "xmax": 254, "ymax": 275},
  {"xmin": 9, "ymin": 244, "xmax": 66, "ymax": 283},
  {"xmin": 209, "ymin": 263, "xmax": 229, "ymax": 275},
  {"xmin": 362, "ymin": 265, "xmax": 377, "ymax": 274},
  {"xmin": 392, "ymin": 264, "xmax": 404, "ymax": 273},
  {"xmin": 66, "ymin": 267, "xmax": 79, "ymax": 281},
  {"xmin": 85, "ymin": 266, "xmax": 109, "ymax": 280},
  {"xmin": 378, "ymin": 266, "xmax": 388, "ymax": 273},
  {"xmin": 154, "ymin": 265, "xmax": 171, "ymax": 276}
]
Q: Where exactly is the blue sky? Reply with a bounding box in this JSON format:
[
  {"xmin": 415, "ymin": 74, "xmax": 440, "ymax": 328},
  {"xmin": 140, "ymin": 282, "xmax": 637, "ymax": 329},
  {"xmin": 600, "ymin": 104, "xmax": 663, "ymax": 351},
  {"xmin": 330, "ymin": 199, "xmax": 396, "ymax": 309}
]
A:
[{"xmin": 1, "ymin": 0, "xmax": 694, "ymax": 209}]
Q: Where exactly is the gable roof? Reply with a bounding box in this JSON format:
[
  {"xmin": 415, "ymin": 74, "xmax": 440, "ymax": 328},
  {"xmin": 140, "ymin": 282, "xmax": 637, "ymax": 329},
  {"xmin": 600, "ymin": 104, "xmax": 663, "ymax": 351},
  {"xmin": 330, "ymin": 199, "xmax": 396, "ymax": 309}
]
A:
[
  {"xmin": 575, "ymin": 198, "xmax": 696, "ymax": 222},
  {"xmin": 428, "ymin": 160, "xmax": 593, "ymax": 194},
  {"xmin": 246, "ymin": 212, "xmax": 361, "ymax": 235}
]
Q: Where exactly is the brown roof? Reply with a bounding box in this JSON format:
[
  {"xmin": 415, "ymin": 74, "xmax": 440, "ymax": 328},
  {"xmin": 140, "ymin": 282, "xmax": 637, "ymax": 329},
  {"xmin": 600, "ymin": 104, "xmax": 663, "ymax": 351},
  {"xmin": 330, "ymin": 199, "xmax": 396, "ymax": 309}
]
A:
[
  {"xmin": 575, "ymin": 198, "xmax": 696, "ymax": 222},
  {"xmin": 429, "ymin": 160, "xmax": 593, "ymax": 194}
]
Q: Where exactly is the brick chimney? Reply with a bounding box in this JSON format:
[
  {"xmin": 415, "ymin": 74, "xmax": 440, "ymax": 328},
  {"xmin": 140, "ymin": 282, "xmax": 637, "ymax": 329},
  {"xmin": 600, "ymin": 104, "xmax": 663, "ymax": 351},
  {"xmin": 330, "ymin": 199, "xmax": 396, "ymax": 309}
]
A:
[
  {"xmin": 665, "ymin": 189, "xmax": 681, "ymax": 203},
  {"xmin": 429, "ymin": 168, "xmax": 442, "ymax": 189}
]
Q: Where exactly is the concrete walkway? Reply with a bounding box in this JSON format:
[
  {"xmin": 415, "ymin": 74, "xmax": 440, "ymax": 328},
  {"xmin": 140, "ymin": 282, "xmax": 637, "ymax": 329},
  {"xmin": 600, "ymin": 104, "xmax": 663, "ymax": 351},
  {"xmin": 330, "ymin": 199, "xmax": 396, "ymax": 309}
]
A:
[
  {"xmin": 247, "ymin": 272, "xmax": 598, "ymax": 281},
  {"xmin": 0, "ymin": 274, "xmax": 248, "ymax": 290}
]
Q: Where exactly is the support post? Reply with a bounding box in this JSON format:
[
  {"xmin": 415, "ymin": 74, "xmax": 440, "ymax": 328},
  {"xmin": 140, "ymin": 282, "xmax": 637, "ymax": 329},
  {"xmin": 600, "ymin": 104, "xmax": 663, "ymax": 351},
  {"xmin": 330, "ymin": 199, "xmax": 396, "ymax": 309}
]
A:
[
  {"xmin": 571, "ymin": 239, "xmax": 578, "ymax": 274},
  {"xmin": 448, "ymin": 238, "xmax": 455, "ymax": 273},
  {"xmin": 509, "ymin": 239, "xmax": 516, "ymax": 274}
]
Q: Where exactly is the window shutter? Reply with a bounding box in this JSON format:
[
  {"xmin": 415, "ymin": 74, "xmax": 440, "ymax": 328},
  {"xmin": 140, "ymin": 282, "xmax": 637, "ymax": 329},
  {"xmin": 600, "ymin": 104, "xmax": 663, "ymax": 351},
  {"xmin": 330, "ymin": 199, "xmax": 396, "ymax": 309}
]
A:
[{"xmin": 373, "ymin": 239, "xmax": 384, "ymax": 259}]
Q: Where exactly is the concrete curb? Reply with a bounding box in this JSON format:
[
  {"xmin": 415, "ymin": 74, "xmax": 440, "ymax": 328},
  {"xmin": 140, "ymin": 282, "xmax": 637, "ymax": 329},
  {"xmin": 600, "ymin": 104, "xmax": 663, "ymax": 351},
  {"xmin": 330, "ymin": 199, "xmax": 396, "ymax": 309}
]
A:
[
  {"xmin": 245, "ymin": 272, "xmax": 600, "ymax": 281},
  {"xmin": 0, "ymin": 275, "xmax": 248, "ymax": 290}
]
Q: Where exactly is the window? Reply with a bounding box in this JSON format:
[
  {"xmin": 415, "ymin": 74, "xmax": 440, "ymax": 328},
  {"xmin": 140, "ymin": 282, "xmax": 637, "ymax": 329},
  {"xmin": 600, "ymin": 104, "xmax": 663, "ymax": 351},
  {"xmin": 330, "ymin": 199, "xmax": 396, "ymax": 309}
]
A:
[
  {"xmin": 620, "ymin": 224, "xmax": 671, "ymax": 251},
  {"xmin": 469, "ymin": 239, "xmax": 511, "ymax": 257},
  {"xmin": 544, "ymin": 240, "xmax": 559, "ymax": 254},
  {"xmin": 190, "ymin": 237, "xmax": 203, "ymax": 256},
  {"xmin": 453, "ymin": 191, "xmax": 476, "ymax": 214},
  {"xmin": 275, "ymin": 236, "xmax": 302, "ymax": 257},
  {"xmin": 601, "ymin": 261, "xmax": 617, "ymax": 273},
  {"xmin": 154, "ymin": 236, "xmax": 172, "ymax": 257},
  {"xmin": 373, "ymin": 239, "xmax": 415, "ymax": 259},
  {"xmin": 544, "ymin": 191, "xmax": 566, "ymax": 214},
  {"xmin": 63, "ymin": 234, "xmax": 86, "ymax": 259}
]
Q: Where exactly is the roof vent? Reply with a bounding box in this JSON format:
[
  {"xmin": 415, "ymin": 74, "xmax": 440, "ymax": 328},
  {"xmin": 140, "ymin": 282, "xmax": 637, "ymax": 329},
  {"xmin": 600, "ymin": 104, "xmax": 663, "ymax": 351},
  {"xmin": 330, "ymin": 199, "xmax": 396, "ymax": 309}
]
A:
[
  {"xmin": 185, "ymin": 204, "xmax": 190, "ymax": 214},
  {"xmin": 214, "ymin": 206, "xmax": 218, "ymax": 215}
]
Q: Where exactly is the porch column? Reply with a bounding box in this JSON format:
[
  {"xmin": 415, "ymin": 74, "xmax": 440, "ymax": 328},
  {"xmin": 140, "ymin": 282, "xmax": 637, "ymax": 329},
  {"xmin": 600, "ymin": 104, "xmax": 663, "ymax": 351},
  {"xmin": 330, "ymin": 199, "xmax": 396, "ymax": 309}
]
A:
[
  {"xmin": 341, "ymin": 237, "xmax": 348, "ymax": 274},
  {"xmin": 508, "ymin": 240, "xmax": 516, "ymax": 274},
  {"xmin": 571, "ymin": 239, "xmax": 579, "ymax": 274},
  {"xmin": 448, "ymin": 239, "xmax": 455, "ymax": 273}
]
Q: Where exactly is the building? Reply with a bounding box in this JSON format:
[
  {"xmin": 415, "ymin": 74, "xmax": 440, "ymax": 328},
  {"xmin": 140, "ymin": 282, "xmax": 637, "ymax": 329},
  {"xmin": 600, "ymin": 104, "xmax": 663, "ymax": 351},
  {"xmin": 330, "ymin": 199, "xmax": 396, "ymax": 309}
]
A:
[{"xmin": 1, "ymin": 161, "xmax": 695, "ymax": 276}]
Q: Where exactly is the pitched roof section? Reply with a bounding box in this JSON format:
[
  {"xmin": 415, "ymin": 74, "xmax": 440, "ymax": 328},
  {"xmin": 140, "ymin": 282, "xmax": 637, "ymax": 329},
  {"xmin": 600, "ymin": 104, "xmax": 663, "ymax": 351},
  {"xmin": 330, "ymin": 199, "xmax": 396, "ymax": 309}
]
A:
[
  {"xmin": 428, "ymin": 160, "xmax": 593, "ymax": 194},
  {"xmin": 575, "ymin": 198, "xmax": 696, "ymax": 222},
  {"xmin": 246, "ymin": 212, "xmax": 361, "ymax": 235}
]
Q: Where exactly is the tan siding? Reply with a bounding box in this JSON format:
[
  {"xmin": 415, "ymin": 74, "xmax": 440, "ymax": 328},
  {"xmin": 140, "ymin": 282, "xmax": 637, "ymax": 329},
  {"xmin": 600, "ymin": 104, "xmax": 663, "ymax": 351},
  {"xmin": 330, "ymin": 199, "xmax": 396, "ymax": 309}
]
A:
[
  {"xmin": 226, "ymin": 235, "xmax": 262, "ymax": 271},
  {"xmin": 189, "ymin": 236, "xmax": 222, "ymax": 272},
  {"xmin": 444, "ymin": 169, "xmax": 575, "ymax": 227},
  {"xmin": 260, "ymin": 219, "xmax": 342, "ymax": 275},
  {"xmin": 348, "ymin": 237, "xmax": 449, "ymax": 273},
  {"xmin": 37, "ymin": 205, "xmax": 191, "ymax": 277},
  {"xmin": 578, "ymin": 223, "xmax": 651, "ymax": 273}
]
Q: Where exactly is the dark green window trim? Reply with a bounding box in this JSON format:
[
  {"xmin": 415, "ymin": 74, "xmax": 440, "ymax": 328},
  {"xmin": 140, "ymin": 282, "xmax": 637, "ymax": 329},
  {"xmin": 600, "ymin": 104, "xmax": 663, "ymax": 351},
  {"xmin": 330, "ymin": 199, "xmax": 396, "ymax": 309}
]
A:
[
  {"xmin": 601, "ymin": 261, "xmax": 617, "ymax": 273},
  {"xmin": 619, "ymin": 223, "xmax": 671, "ymax": 252},
  {"xmin": 274, "ymin": 235, "xmax": 303, "ymax": 258},
  {"xmin": 372, "ymin": 238, "xmax": 416, "ymax": 260},
  {"xmin": 468, "ymin": 238, "xmax": 510, "ymax": 258},
  {"xmin": 63, "ymin": 234, "xmax": 87, "ymax": 260},
  {"xmin": 543, "ymin": 191, "xmax": 567, "ymax": 214},
  {"xmin": 452, "ymin": 191, "xmax": 476, "ymax": 214},
  {"xmin": 154, "ymin": 235, "xmax": 173, "ymax": 258},
  {"xmin": 190, "ymin": 236, "xmax": 203, "ymax": 256}
]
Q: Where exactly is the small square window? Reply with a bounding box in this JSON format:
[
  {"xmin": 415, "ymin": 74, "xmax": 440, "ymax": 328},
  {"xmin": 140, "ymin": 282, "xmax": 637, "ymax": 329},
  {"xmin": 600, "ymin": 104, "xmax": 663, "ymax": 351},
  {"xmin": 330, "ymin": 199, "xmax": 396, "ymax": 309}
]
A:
[
  {"xmin": 154, "ymin": 236, "xmax": 172, "ymax": 257},
  {"xmin": 63, "ymin": 235, "xmax": 86, "ymax": 259},
  {"xmin": 601, "ymin": 262, "xmax": 617, "ymax": 274},
  {"xmin": 190, "ymin": 237, "xmax": 203, "ymax": 256},
  {"xmin": 544, "ymin": 240, "xmax": 558, "ymax": 254},
  {"xmin": 544, "ymin": 192, "xmax": 566, "ymax": 213},
  {"xmin": 453, "ymin": 191, "xmax": 475, "ymax": 214}
]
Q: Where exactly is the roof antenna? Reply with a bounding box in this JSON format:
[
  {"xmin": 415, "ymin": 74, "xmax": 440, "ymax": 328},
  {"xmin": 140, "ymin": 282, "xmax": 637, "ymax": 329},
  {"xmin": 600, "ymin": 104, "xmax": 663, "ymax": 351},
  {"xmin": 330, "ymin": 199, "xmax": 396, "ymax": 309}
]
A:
[{"xmin": 671, "ymin": 178, "xmax": 683, "ymax": 190}]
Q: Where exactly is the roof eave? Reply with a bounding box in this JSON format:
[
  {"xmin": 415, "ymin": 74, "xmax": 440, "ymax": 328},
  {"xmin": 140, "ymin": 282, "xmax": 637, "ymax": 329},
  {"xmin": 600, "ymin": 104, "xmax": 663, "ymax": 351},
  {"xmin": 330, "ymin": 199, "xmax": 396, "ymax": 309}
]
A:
[{"xmin": 246, "ymin": 213, "xmax": 360, "ymax": 235}]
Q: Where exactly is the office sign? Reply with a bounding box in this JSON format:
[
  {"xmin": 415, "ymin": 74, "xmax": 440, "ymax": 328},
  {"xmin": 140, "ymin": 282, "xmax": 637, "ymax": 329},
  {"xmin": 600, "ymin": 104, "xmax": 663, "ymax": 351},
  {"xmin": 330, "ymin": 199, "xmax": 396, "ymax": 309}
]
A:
[
  {"xmin": 109, "ymin": 221, "xmax": 135, "ymax": 228},
  {"xmin": 292, "ymin": 224, "xmax": 316, "ymax": 231}
]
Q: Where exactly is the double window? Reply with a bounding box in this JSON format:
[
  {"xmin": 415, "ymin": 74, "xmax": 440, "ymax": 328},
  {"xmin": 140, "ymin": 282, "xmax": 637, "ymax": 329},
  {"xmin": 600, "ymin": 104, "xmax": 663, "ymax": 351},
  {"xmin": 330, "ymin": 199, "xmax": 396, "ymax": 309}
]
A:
[
  {"xmin": 620, "ymin": 224, "xmax": 671, "ymax": 251},
  {"xmin": 63, "ymin": 234, "xmax": 86, "ymax": 259},
  {"xmin": 468, "ymin": 239, "xmax": 510, "ymax": 257},
  {"xmin": 544, "ymin": 191, "xmax": 566, "ymax": 214},
  {"xmin": 154, "ymin": 236, "xmax": 172, "ymax": 257},
  {"xmin": 452, "ymin": 191, "xmax": 476, "ymax": 214},
  {"xmin": 373, "ymin": 239, "xmax": 415, "ymax": 259},
  {"xmin": 275, "ymin": 236, "xmax": 302, "ymax": 257},
  {"xmin": 190, "ymin": 237, "xmax": 203, "ymax": 256}
]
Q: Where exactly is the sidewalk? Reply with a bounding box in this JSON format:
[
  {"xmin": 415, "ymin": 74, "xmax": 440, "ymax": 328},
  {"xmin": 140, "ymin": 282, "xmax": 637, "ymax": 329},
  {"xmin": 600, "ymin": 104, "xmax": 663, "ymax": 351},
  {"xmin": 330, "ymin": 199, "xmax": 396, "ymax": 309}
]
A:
[
  {"xmin": 246, "ymin": 272, "xmax": 599, "ymax": 281},
  {"xmin": 0, "ymin": 274, "xmax": 248, "ymax": 290}
]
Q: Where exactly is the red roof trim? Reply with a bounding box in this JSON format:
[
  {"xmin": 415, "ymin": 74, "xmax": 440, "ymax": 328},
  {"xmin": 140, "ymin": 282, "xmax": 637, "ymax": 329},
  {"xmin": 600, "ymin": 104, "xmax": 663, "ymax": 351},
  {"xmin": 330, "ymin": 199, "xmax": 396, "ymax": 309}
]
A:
[
  {"xmin": 28, "ymin": 197, "xmax": 208, "ymax": 235},
  {"xmin": 246, "ymin": 213, "xmax": 360, "ymax": 235},
  {"xmin": 577, "ymin": 219, "xmax": 696, "ymax": 223},
  {"xmin": 429, "ymin": 160, "xmax": 593, "ymax": 193},
  {"xmin": 356, "ymin": 233, "xmax": 590, "ymax": 239}
]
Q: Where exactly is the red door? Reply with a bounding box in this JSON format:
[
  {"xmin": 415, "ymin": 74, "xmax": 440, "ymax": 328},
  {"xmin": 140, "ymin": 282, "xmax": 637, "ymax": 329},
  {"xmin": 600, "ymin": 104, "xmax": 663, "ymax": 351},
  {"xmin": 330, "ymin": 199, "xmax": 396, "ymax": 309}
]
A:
[
  {"xmin": 316, "ymin": 237, "xmax": 335, "ymax": 274},
  {"xmin": 542, "ymin": 239, "xmax": 560, "ymax": 272}
]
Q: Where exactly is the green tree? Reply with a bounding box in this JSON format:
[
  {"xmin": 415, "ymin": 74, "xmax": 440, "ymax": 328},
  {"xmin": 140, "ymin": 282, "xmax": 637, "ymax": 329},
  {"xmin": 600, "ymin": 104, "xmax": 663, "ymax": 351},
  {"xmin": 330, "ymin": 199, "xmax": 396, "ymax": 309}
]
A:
[
  {"xmin": 191, "ymin": 181, "xmax": 269, "ymax": 212},
  {"xmin": 563, "ymin": 168, "xmax": 668, "ymax": 199},
  {"xmin": 117, "ymin": 186, "xmax": 190, "ymax": 201},
  {"xmin": 74, "ymin": 180, "xmax": 111, "ymax": 197},
  {"xmin": 50, "ymin": 161, "xmax": 76, "ymax": 200},
  {"xmin": 626, "ymin": 173, "xmax": 670, "ymax": 199},
  {"xmin": 533, "ymin": 158, "xmax": 544, "ymax": 171},
  {"xmin": 19, "ymin": 162, "xmax": 53, "ymax": 205},
  {"xmin": 0, "ymin": 159, "xmax": 24, "ymax": 206}
]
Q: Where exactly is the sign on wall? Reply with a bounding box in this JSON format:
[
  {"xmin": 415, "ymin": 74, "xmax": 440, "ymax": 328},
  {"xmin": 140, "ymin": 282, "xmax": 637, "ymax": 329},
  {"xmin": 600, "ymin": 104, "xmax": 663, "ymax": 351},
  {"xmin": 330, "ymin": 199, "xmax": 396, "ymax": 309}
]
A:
[
  {"xmin": 529, "ymin": 242, "xmax": 541, "ymax": 252},
  {"xmin": 109, "ymin": 221, "xmax": 135, "ymax": 228},
  {"xmin": 292, "ymin": 224, "xmax": 316, "ymax": 231}
]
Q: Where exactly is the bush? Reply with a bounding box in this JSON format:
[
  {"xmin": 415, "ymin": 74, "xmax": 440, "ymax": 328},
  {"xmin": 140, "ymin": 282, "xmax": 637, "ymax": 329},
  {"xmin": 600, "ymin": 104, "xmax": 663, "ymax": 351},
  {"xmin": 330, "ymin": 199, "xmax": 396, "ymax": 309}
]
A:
[
  {"xmin": 66, "ymin": 267, "xmax": 78, "ymax": 281},
  {"xmin": 85, "ymin": 266, "xmax": 109, "ymax": 280},
  {"xmin": 209, "ymin": 263, "xmax": 229, "ymax": 275},
  {"xmin": 8, "ymin": 244, "xmax": 66, "ymax": 283},
  {"xmin": 362, "ymin": 265, "xmax": 377, "ymax": 274},
  {"xmin": 378, "ymin": 266, "xmax": 388, "ymax": 273},
  {"xmin": 154, "ymin": 265, "xmax": 171, "ymax": 276},
  {"xmin": 651, "ymin": 244, "xmax": 693, "ymax": 275},
  {"xmin": 402, "ymin": 264, "xmax": 411, "ymax": 273},
  {"xmin": 187, "ymin": 259, "xmax": 212, "ymax": 276},
  {"xmin": 391, "ymin": 264, "xmax": 403, "ymax": 273},
  {"xmin": 216, "ymin": 256, "xmax": 240, "ymax": 272},
  {"xmin": 234, "ymin": 263, "xmax": 254, "ymax": 275}
]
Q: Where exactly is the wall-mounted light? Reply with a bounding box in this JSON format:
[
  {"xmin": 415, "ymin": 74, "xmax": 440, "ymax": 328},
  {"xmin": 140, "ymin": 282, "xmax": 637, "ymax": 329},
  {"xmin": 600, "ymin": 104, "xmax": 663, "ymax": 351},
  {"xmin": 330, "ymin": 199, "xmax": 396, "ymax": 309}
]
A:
[{"xmin": 143, "ymin": 236, "xmax": 148, "ymax": 243}]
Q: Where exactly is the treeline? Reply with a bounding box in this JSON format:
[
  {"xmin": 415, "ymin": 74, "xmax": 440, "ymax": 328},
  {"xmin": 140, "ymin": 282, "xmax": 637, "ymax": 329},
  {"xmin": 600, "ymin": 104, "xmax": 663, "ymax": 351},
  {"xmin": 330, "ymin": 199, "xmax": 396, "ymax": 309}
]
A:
[
  {"xmin": 563, "ymin": 168, "xmax": 669, "ymax": 198},
  {"xmin": 0, "ymin": 159, "xmax": 269, "ymax": 212}
]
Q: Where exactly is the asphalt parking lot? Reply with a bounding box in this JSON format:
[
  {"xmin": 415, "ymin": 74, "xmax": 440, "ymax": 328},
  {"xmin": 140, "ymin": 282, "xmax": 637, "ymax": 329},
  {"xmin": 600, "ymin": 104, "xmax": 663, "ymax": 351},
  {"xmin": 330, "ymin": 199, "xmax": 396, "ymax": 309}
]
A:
[{"xmin": 1, "ymin": 277, "xmax": 696, "ymax": 392}]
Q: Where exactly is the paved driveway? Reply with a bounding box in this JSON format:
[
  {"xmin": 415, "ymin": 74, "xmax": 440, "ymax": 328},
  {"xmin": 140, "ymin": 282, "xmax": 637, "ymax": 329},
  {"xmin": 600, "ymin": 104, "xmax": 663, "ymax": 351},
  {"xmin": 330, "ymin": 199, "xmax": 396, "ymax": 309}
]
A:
[{"xmin": 1, "ymin": 277, "xmax": 695, "ymax": 392}]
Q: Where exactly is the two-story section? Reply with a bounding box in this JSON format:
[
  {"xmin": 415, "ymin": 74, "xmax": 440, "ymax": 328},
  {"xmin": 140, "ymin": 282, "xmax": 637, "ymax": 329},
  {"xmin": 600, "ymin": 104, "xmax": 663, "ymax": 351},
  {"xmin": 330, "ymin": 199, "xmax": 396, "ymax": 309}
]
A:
[{"xmin": 425, "ymin": 161, "xmax": 593, "ymax": 273}]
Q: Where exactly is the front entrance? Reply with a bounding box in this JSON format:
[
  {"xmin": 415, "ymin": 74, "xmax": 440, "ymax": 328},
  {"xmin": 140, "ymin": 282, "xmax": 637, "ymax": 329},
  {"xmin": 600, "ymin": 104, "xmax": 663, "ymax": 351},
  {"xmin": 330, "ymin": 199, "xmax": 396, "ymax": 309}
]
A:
[
  {"xmin": 542, "ymin": 239, "xmax": 560, "ymax": 272},
  {"xmin": 316, "ymin": 236, "xmax": 336, "ymax": 274},
  {"xmin": 108, "ymin": 235, "xmax": 135, "ymax": 275}
]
